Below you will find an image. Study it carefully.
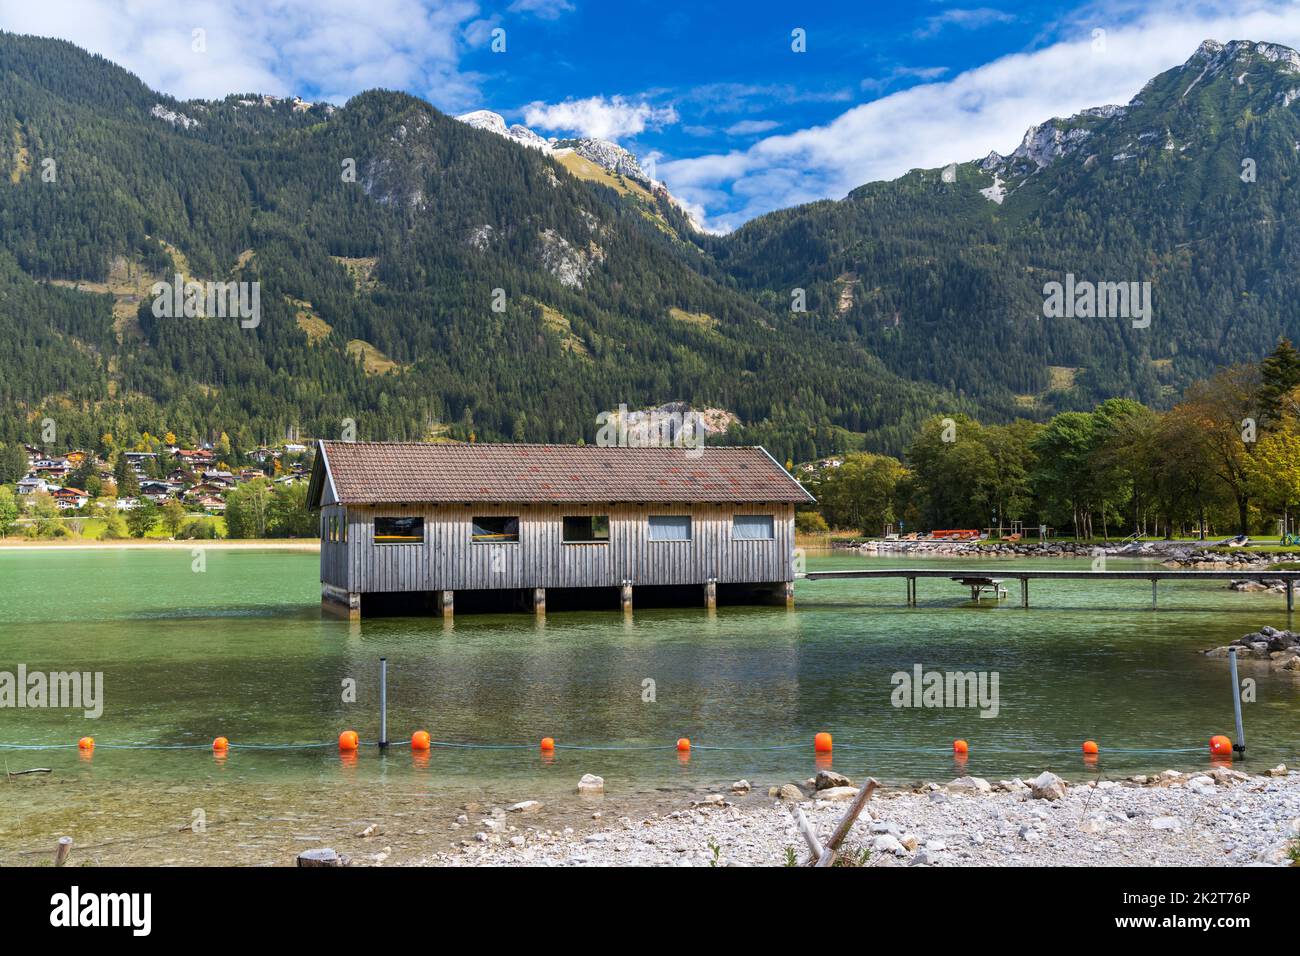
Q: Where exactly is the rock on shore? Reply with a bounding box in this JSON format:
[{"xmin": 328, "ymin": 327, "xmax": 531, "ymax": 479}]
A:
[
  {"xmin": 423, "ymin": 768, "xmax": 1300, "ymax": 867},
  {"xmin": 1204, "ymin": 625, "xmax": 1300, "ymax": 670}
]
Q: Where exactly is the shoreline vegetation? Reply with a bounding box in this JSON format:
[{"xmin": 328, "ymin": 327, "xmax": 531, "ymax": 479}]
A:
[{"xmin": 0, "ymin": 538, "xmax": 319, "ymax": 550}]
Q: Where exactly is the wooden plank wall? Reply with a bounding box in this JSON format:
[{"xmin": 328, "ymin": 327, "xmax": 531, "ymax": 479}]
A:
[{"xmin": 328, "ymin": 501, "xmax": 795, "ymax": 594}]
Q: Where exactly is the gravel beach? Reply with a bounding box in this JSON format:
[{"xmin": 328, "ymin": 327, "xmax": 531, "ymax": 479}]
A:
[{"xmin": 420, "ymin": 767, "xmax": 1300, "ymax": 867}]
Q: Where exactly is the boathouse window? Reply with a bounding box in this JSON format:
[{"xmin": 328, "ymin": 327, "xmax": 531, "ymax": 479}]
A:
[
  {"xmin": 563, "ymin": 515, "xmax": 610, "ymax": 543},
  {"xmin": 648, "ymin": 515, "xmax": 692, "ymax": 541},
  {"xmin": 374, "ymin": 516, "xmax": 424, "ymax": 544},
  {"xmin": 472, "ymin": 516, "xmax": 519, "ymax": 543},
  {"xmin": 732, "ymin": 514, "xmax": 775, "ymax": 540}
]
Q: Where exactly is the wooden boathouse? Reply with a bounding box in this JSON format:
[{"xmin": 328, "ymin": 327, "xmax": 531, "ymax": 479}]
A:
[{"xmin": 306, "ymin": 441, "xmax": 813, "ymax": 618}]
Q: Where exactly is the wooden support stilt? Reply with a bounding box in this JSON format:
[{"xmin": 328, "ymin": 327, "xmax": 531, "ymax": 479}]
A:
[
  {"xmin": 704, "ymin": 579, "xmax": 717, "ymax": 610},
  {"xmin": 533, "ymin": 587, "xmax": 546, "ymax": 615},
  {"xmin": 1151, "ymin": 578, "xmax": 1157, "ymax": 609},
  {"xmin": 620, "ymin": 581, "xmax": 633, "ymax": 613},
  {"xmin": 784, "ymin": 580, "xmax": 795, "ymax": 609},
  {"xmin": 439, "ymin": 589, "xmax": 454, "ymax": 619},
  {"xmin": 1020, "ymin": 577, "xmax": 1029, "ymax": 608}
]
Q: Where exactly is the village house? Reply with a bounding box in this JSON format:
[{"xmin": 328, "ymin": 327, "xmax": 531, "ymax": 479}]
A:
[
  {"xmin": 307, "ymin": 441, "xmax": 813, "ymax": 619},
  {"xmin": 123, "ymin": 451, "xmax": 157, "ymax": 473},
  {"xmin": 16, "ymin": 475, "xmax": 51, "ymax": 496},
  {"xmin": 178, "ymin": 449, "xmax": 215, "ymax": 467},
  {"xmin": 51, "ymin": 487, "xmax": 89, "ymax": 510}
]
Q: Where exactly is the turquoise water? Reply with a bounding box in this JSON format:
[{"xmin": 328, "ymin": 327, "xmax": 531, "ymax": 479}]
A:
[{"xmin": 1, "ymin": 547, "xmax": 1297, "ymax": 818}]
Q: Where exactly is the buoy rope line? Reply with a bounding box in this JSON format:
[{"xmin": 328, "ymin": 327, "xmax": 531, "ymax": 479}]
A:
[{"xmin": 0, "ymin": 740, "xmax": 1230, "ymax": 755}]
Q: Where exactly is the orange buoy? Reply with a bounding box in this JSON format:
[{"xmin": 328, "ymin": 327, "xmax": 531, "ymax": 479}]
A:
[
  {"xmin": 213, "ymin": 736, "xmax": 229, "ymax": 752},
  {"xmin": 540, "ymin": 737, "xmax": 555, "ymax": 752},
  {"xmin": 77, "ymin": 736, "xmax": 94, "ymax": 751},
  {"xmin": 676, "ymin": 737, "xmax": 691, "ymax": 752},
  {"xmin": 411, "ymin": 730, "xmax": 430, "ymax": 751},
  {"xmin": 1209, "ymin": 734, "xmax": 1233, "ymax": 756},
  {"xmin": 1082, "ymin": 740, "xmax": 1099, "ymax": 754},
  {"xmin": 338, "ymin": 730, "xmax": 359, "ymax": 751},
  {"xmin": 814, "ymin": 732, "xmax": 832, "ymax": 753},
  {"xmin": 953, "ymin": 739, "xmax": 969, "ymax": 754}
]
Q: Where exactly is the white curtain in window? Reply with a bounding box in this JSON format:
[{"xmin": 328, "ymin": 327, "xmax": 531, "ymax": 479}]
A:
[
  {"xmin": 648, "ymin": 515, "xmax": 691, "ymax": 540},
  {"xmin": 732, "ymin": 514, "xmax": 774, "ymax": 540}
]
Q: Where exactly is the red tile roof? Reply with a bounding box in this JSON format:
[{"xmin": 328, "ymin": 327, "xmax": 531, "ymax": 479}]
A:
[{"xmin": 312, "ymin": 442, "xmax": 813, "ymax": 505}]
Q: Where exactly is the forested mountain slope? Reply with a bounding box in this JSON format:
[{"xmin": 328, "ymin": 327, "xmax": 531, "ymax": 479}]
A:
[
  {"xmin": 4, "ymin": 34, "xmax": 1300, "ymax": 463},
  {"xmin": 0, "ymin": 32, "xmax": 947, "ymax": 462},
  {"xmin": 714, "ymin": 40, "xmax": 1300, "ymax": 420}
]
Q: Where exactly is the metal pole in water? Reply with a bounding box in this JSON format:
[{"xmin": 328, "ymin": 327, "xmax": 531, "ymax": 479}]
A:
[
  {"xmin": 379, "ymin": 657, "xmax": 388, "ymax": 750},
  {"xmin": 1228, "ymin": 648, "xmax": 1245, "ymax": 755}
]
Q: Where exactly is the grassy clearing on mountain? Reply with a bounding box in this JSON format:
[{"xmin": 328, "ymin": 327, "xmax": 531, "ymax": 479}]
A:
[
  {"xmin": 9, "ymin": 122, "xmax": 31, "ymax": 184},
  {"xmin": 288, "ymin": 297, "xmax": 332, "ymax": 343},
  {"xmin": 346, "ymin": 339, "xmax": 402, "ymax": 375},
  {"xmin": 49, "ymin": 255, "xmax": 157, "ymax": 343},
  {"xmin": 332, "ymin": 255, "xmax": 378, "ymax": 291},
  {"xmin": 524, "ymin": 297, "xmax": 590, "ymax": 356},
  {"xmin": 668, "ymin": 307, "xmax": 718, "ymax": 331}
]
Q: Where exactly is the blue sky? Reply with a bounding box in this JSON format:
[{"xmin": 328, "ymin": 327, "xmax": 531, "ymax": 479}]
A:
[{"xmin": 5, "ymin": 1, "xmax": 1300, "ymax": 229}]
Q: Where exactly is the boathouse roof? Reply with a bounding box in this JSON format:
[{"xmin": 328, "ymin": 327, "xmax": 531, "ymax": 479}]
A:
[{"xmin": 308, "ymin": 441, "xmax": 814, "ymax": 506}]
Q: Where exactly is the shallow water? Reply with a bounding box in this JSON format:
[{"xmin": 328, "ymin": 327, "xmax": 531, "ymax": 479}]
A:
[{"xmin": 1, "ymin": 547, "xmax": 1298, "ymax": 864}]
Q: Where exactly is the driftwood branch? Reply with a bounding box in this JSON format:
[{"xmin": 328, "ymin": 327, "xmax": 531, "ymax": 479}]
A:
[
  {"xmin": 793, "ymin": 807, "xmax": 823, "ymax": 857},
  {"xmin": 6, "ymin": 768, "xmax": 52, "ymax": 778},
  {"xmin": 809, "ymin": 778, "xmax": 878, "ymax": 867}
]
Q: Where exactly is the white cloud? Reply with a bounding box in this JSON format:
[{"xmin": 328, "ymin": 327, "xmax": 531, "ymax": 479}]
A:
[
  {"xmin": 507, "ymin": 0, "xmax": 574, "ymax": 18},
  {"xmin": 0, "ymin": 0, "xmax": 487, "ymax": 111},
  {"xmin": 661, "ymin": 1, "xmax": 1300, "ymax": 232},
  {"xmin": 917, "ymin": 7, "xmax": 1017, "ymax": 38},
  {"xmin": 523, "ymin": 95, "xmax": 680, "ymax": 141},
  {"xmin": 725, "ymin": 119, "xmax": 780, "ymax": 136}
]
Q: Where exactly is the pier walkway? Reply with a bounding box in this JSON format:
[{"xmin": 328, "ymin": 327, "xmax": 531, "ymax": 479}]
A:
[{"xmin": 801, "ymin": 567, "xmax": 1300, "ymax": 610}]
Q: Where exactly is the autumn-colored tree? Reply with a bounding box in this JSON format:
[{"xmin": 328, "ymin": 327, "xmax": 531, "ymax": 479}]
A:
[
  {"xmin": 1169, "ymin": 366, "xmax": 1259, "ymax": 534},
  {"xmin": 1245, "ymin": 422, "xmax": 1300, "ymax": 536}
]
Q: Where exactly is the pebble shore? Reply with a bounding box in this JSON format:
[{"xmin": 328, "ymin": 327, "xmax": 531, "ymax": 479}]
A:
[{"xmin": 420, "ymin": 767, "xmax": 1300, "ymax": 867}]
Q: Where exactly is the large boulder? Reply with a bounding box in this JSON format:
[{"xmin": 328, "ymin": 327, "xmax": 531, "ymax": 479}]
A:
[
  {"xmin": 815, "ymin": 769, "xmax": 853, "ymax": 791},
  {"xmin": 1028, "ymin": 771, "xmax": 1067, "ymax": 800}
]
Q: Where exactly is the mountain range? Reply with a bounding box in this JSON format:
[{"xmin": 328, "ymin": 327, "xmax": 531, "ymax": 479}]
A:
[{"xmin": 2, "ymin": 33, "xmax": 1299, "ymax": 463}]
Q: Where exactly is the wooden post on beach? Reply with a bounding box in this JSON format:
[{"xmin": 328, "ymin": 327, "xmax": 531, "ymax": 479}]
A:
[
  {"xmin": 807, "ymin": 778, "xmax": 878, "ymax": 867},
  {"xmin": 54, "ymin": 836, "xmax": 72, "ymax": 867}
]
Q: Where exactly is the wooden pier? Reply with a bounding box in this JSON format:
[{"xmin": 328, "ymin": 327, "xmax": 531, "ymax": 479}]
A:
[{"xmin": 802, "ymin": 567, "xmax": 1300, "ymax": 610}]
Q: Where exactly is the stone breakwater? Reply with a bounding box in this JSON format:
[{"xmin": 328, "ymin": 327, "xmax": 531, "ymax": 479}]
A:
[
  {"xmin": 421, "ymin": 767, "xmax": 1299, "ymax": 867},
  {"xmin": 1205, "ymin": 626, "xmax": 1300, "ymax": 671}
]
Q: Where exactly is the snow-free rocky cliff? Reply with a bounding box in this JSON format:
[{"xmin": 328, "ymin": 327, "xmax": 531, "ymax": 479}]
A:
[
  {"xmin": 972, "ymin": 39, "xmax": 1300, "ymax": 204},
  {"xmin": 455, "ymin": 110, "xmax": 699, "ymax": 230}
]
